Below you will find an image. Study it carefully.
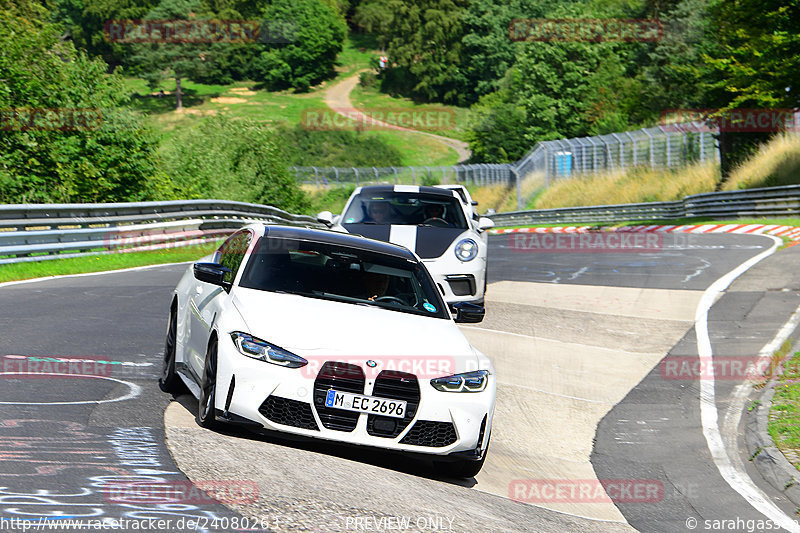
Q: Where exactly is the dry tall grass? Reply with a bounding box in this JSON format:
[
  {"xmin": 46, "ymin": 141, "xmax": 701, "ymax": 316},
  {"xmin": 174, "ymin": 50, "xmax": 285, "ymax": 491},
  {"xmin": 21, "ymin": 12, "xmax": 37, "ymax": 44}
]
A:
[
  {"xmin": 533, "ymin": 162, "xmax": 719, "ymax": 209},
  {"xmin": 720, "ymin": 133, "xmax": 800, "ymax": 190}
]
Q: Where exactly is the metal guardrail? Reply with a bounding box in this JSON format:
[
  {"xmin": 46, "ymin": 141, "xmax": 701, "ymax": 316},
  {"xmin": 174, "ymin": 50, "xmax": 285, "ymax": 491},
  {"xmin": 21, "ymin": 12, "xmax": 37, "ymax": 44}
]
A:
[
  {"xmin": 488, "ymin": 184, "xmax": 800, "ymax": 226},
  {"xmin": 0, "ymin": 200, "xmax": 321, "ymax": 264},
  {"xmin": 3, "ymin": 184, "xmax": 799, "ymax": 265}
]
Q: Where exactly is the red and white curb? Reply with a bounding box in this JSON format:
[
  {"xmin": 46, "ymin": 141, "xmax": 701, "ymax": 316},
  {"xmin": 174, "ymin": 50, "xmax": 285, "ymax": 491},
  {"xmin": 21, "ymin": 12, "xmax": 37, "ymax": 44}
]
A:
[{"xmin": 490, "ymin": 224, "xmax": 800, "ymax": 244}]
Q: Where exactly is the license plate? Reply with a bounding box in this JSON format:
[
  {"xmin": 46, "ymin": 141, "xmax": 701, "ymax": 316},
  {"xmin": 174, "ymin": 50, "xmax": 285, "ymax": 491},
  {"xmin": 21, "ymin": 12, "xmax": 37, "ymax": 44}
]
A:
[{"xmin": 324, "ymin": 389, "xmax": 407, "ymax": 419}]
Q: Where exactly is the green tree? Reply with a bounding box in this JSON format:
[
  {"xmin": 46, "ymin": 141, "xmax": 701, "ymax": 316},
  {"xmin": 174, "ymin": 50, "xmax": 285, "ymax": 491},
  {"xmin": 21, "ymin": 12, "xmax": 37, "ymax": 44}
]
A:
[
  {"xmin": 699, "ymin": 0, "xmax": 800, "ymax": 177},
  {"xmin": 124, "ymin": 0, "xmax": 215, "ymax": 110},
  {"xmin": 382, "ymin": 0, "xmax": 469, "ymax": 104},
  {"xmin": 459, "ymin": 0, "xmax": 562, "ymax": 106},
  {"xmin": 252, "ymin": 0, "xmax": 346, "ymax": 91},
  {"xmin": 52, "ymin": 0, "xmax": 159, "ymax": 68},
  {"xmin": 0, "ymin": 0, "xmax": 168, "ymax": 203}
]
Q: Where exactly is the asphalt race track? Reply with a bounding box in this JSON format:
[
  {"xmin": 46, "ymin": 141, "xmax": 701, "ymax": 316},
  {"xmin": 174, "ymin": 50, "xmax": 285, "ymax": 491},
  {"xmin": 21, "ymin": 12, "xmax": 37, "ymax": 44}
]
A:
[{"xmin": 1, "ymin": 232, "xmax": 799, "ymax": 532}]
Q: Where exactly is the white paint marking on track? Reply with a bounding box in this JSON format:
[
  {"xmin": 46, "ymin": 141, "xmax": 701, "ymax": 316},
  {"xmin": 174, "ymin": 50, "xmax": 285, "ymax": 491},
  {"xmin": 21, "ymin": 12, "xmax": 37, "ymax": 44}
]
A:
[
  {"xmin": 0, "ymin": 373, "xmax": 142, "ymax": 405},
  {"xmin": 694, "ymin": 235, "xmax": 800, "ymax": 532},
  {"xmin": 721, "ymin": 303, "xmax": 800, "ymax": 511}
]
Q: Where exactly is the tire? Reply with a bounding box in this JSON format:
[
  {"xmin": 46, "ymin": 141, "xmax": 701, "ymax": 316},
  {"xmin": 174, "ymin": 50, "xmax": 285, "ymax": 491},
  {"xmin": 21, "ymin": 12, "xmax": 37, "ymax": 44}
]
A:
[
  {"xmin": 197, "ymin": 338, "xmax": 219, "ymax": 429},
  {"xmin": 158, "ymin": 306, "xmax": 181, "ymax": 393}
]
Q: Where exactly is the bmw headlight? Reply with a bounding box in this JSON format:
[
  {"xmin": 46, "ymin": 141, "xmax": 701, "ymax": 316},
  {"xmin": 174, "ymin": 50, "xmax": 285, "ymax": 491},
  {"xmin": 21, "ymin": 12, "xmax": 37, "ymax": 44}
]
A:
[
  {"xmin": 230, "ymin": 332, "xmax": 307, "ymax": 368},
  {"xmin": 454, "ymin": 239, "xmax": 478, "ymax": 262},
  {"xmin": 430, "ymin": 370, "xmax": 489, "ymax": 392}
]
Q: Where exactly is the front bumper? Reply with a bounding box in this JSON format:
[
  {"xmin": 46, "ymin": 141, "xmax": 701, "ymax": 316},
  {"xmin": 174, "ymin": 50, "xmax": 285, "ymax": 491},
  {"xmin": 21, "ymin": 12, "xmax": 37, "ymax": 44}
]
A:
[
  {"xmin": 422, "ymin": 255, "xmax": 487, "ymax": 306},
  {"xmin": 214, "ymin": 351, "xmax": 495, "ymax": 457}
]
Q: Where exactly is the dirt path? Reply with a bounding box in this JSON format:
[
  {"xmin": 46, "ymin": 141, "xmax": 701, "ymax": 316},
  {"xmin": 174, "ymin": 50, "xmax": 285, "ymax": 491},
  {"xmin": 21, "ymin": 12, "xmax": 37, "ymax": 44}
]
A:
[{"xmin": 324, "ymin": 73, "xmax": 472, "ymax": 163}]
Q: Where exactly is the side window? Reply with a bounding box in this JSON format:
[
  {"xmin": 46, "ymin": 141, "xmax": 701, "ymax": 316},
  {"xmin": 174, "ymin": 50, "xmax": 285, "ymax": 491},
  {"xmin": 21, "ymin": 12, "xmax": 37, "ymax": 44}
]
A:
[{"xmin": 215, "ymin": 230, "xmax": 252, "ymax": 285}]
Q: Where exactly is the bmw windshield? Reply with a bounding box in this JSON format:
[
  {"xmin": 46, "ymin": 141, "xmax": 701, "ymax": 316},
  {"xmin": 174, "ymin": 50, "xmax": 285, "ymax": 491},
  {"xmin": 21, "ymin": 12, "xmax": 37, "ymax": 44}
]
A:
[{"xmin": 239, "ymin": 237, "xmax": 450, "ymax": 319}]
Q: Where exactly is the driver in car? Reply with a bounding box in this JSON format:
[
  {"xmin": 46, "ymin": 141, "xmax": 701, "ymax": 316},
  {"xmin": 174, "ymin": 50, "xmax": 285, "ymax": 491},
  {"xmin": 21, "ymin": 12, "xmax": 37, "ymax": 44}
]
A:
[
  {"xmin": 366, "ymin": 201, "xmax": 396, "ymax": 224},
  {"xmin": 422, "ymin": 203, "xmax": 452, "ymax": 226},
  {"xmin": 363, "ymin": 271, "xmax": 390, "ymax": 301}
]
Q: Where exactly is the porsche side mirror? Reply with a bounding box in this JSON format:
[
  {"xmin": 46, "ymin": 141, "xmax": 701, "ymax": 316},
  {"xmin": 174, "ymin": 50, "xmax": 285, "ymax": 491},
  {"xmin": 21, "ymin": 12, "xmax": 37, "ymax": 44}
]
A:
[
  {"xmin": 478, "ymin": 217, "xmax": 495, "ymax": 231},
  {"xmin": 452, "ymin": 302, "xmax": 485, "ymax": 324},
  {"xmin": 194, "ymin": 262, "xmax": 232, "ymax": 290}
]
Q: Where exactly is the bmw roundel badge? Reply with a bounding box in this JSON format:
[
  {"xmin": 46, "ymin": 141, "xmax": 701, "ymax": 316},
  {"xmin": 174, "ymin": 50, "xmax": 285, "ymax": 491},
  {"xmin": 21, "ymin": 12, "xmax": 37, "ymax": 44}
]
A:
[{"xmin": 366, "ymin": 360, "xmax": 378, "ymax": 368}]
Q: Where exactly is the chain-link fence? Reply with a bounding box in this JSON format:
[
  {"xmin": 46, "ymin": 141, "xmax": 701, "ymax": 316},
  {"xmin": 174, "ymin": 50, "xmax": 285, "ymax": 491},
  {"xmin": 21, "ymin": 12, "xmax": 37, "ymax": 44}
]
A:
[
  {"xmin": 291, "ymin": 164, "xmax": 513, "ymax": 188},
  {"xmin": 515, "ymin": 125, "xmax": 719, "ymax": 186},
  {"xmin": 293, "ymin": 124, "xmax": 722, "ymax": 211}
]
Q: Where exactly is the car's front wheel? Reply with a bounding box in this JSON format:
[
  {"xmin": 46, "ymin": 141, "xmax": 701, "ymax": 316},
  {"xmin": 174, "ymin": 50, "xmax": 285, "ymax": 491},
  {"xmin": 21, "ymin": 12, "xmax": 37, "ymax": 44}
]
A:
[
  {"xmin": 197, "ymin": 339, "xmax": 219, "ymax": 429},
  {"xmin": 158, "ymin": 305, "xmax": 182, "ymax": 393}
]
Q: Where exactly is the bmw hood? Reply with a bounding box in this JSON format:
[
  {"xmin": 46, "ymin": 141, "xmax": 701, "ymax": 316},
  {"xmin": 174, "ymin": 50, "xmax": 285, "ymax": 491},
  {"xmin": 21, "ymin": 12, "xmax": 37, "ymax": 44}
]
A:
[
  {"xmin": 231, "ymin": 288, "xmax": 480, "ymax": 373},
  {"xmin": 342, "ymin": 223, "xmax": 467, "ymax": 259}
]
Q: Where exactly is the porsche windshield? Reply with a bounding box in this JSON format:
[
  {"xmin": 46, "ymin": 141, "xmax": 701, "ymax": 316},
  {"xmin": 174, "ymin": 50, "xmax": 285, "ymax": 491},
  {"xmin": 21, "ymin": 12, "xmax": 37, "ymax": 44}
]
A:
[
  {"xmin": 341, "ymin": 192, "xmax": 468, "ymax": 229},
  {"xmin": 239, "ymin": 237, "xmax": 449, "ymax": 319}
]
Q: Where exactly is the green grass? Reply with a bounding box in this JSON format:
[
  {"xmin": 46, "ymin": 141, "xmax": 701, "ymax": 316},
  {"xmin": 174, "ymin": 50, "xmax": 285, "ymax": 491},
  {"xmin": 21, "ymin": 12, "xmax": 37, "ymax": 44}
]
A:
[
  {"xmin": 349, "ymin": 85, "xmax": 471, "ymax": 141},
  {"xmin": 125, "ymin": 78, "xmax": 329, "ymax": 137},
  {"xmin": 375, "ymin": 130, "xmax": 459, "ymax": 166},
  {"xmin": 0, "ymin": 244, "xmax": 220, "ymax": 283},
  {"xmin": 769, "ymin": 349, "xmax": 800, "ymax": 469},
  {"xmin": 335, "ymin": 34, "xmax": 380, "ymax": 78}
]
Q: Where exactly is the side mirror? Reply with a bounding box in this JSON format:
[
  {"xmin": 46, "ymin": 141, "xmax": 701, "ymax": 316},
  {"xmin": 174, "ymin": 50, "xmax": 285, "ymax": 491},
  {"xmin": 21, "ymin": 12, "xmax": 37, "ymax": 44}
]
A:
[
  {"xmin": 452, "ymin": 302, "xmax": 485, "ymax": 323},
  {"xmin": 317, "ymin": 211, "xmax": 334, "ymax": 226},
  {"xmin": 478, "ymin": 217, "xmax": 495, "ymax": 231},
  {"xmin": 194, "ymin": 262, "xmax": 232, "ymax": 291}
]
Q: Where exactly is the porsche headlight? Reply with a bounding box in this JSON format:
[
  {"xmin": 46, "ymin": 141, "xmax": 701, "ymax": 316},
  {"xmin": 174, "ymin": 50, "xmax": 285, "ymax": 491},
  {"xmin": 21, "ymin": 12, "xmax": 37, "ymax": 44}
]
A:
[
  {"xmin": 230, "ymin": 332, "xmax": 307, "ymax": 368},
  {"xmin": 454, "ymin": 239, "xmax": 478, "ymax": 262},
  {"xmin": 430, "ymin": 370, "xmax": 489, "ymax": 392}
]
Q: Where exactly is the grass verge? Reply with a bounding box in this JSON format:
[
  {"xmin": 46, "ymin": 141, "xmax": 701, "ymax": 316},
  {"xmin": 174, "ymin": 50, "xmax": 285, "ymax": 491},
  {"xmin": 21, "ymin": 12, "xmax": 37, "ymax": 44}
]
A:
[
  {"xmin": 533, "ymin": 161, "xmax": 719, "ymax": 209},
  {"xmin": 721, "ymin": 133, "xmax": 800, "ymax": 191},
  {"xmin": 0, "ymin": 244, "xmax": 220, "ymax": 284},
  {"xmin": 768, "ymin": 348, "xmax": 800, "ymax": 471},
  {"xmin": 349, "ymin": 84, "xmax": 471, "ymax": 141}
]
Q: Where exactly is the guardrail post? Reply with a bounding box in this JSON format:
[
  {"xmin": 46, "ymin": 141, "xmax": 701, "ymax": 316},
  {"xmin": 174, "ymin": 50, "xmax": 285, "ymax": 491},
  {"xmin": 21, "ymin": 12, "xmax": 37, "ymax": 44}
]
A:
[
  {"xmin": 373, "ymin": 166, "xmax": 378, "ymax": 184},
  {"xmin": 353, "ymin": 167, "xmax": 359, "ymax": 187},
  {"xmin": 411, "ymin": 167, "xmax": 415, "ymax": 184},
  {"xmin": 392, "ymin": 167, "xmax": 398, "ymax": 184},
  {"xmin": 513, "ymin": 167, "xmax": 522, "ymax": 211},
  {"xmin": 334, "ymin": 167, "xmax": 339, "ymax": 186}
]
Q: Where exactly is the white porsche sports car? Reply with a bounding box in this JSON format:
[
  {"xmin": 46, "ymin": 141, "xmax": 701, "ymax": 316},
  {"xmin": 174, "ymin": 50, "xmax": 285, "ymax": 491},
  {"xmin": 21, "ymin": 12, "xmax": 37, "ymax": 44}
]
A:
[
  {"xmin": 160, "ymin": 224, "xmax": 495, "ymax": 477},
  {"xmin": 317, "ymin": 185, "xmax": 494, "ymax": 308}
]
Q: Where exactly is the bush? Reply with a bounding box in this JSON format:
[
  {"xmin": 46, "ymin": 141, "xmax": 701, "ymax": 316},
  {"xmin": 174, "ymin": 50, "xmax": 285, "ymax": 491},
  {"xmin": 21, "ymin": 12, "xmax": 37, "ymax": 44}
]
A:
[
  {"xmin": 359, "ymin": 71, "xmax": 378, "ymax": 88},
  {"xmin": 160, "ymin": 117, "xmax": 307, "ymax": 212},
  {"xmin": 276, "ymin": 124, "xmax": 403, "ymax": 167}
]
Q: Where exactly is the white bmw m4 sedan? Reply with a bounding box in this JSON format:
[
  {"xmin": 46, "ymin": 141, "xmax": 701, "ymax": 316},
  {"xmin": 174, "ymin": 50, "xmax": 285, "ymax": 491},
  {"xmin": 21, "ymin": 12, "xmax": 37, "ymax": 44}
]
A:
[{"xmin": 160, "ymin": 224, "xmax": 495, "ymax": 477}]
